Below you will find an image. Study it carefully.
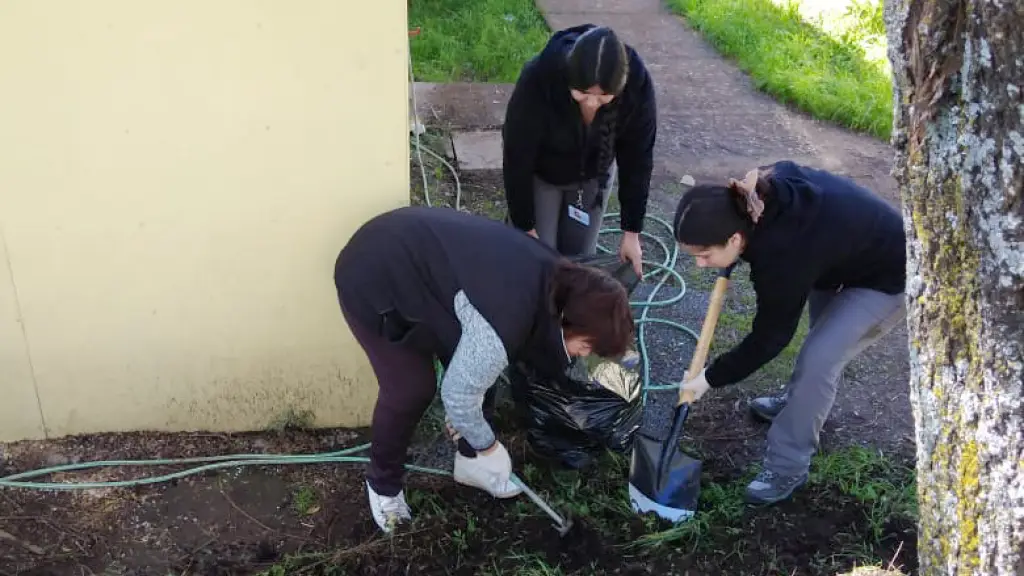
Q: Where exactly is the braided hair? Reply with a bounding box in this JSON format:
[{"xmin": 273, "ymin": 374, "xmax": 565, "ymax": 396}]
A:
[{"xmin": 566, "ymin": 26, "xmax": 629, "ymax": 178}]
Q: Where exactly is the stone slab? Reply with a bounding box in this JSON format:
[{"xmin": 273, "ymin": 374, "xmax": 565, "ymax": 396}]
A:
[
  {"xmin": 451, "ymin": 130, "xmax": 503, "ymax": 171},
  {"xmin": 413, "ymin": 82, "xmax": 514, "ymax": 130}
]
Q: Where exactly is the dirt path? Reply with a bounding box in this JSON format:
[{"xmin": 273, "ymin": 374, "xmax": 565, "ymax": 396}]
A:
[{"xmin": 536, "ymin": 0, "xmax": 914, "ymax": 461}]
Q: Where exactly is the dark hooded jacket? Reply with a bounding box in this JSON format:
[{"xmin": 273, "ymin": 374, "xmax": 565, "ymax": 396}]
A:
[
  {"xmin": 334, "ymin": 205, "xmax": 570, "ymax": 382},
  {"xmin": 502, "ymin": 24, "xmax": 657, "ymax": 234},
  {"xmin": 705, "ymin": 161, "xmax": 907, "ymax": 387}
]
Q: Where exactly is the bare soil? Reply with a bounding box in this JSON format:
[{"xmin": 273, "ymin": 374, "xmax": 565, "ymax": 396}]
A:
[{"xmin": 2, "ymin": 406, "xmax": 916, "ymax": 576}]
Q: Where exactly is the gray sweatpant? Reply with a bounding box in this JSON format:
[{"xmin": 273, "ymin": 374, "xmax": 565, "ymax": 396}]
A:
[
  {"xmin": 532, "ymin": 164, "xmax": 617, "ymax": 256},
  {"xmin": 763, "ymin": 286, "xmax": 907, "ymax": 476}
]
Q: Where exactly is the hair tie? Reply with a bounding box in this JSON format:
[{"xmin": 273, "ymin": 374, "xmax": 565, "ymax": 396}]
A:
[{"xmin": 728, "ymin": 168, "xmax": 765, "ymax": 224}]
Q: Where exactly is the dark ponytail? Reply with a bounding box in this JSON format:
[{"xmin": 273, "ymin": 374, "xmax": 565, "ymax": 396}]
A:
[
  {"xmin": 673, "ymin": 169, "xmax": 774, "ymax": 247},
  {"xmin": 566, "ymin": 26, "xmax": 629, "ymax": 178}
]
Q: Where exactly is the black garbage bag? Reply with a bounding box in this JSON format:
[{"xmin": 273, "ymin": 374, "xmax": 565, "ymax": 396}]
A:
[
  {"xmin": 508, "ymin": 253, "xmax": 644, "ymax": 470},
  {"xmin": 509, "ymin": 354, "xmax": 643, "ymax": 469}
]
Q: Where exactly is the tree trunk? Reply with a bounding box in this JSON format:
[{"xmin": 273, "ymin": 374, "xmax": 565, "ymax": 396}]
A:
[{"xmin": 884, "ymin": 1, "xmax": 1024, "ymax": 574}]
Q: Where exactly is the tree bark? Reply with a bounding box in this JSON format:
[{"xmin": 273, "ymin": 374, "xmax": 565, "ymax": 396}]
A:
[{"xmin": 884, "ymin": 0, "xmax": 1024, "ymax": 574}]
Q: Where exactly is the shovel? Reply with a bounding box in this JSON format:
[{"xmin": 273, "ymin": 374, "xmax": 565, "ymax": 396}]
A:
[{"xmin": 628, "ymin": 264, "xmax": 733, "ymax": 522}]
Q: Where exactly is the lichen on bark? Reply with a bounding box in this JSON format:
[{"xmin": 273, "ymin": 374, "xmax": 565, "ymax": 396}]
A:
[{"xmin": 885, "ymin": 0, "xmax": 1024, "ymax": 574}]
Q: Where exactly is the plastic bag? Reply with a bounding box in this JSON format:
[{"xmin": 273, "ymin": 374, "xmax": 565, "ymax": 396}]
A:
[
  {"xmin": 508, "ymin": 253, "xmax": 644, "ymax": 470},
  {"xmin": 509, "ymin": 353, "xmax": 642, "ymax": 469}
]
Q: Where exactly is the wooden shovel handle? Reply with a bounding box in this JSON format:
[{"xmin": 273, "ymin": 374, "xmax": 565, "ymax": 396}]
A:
[{"xmin": 678, "ymin": 267, "xmax": 733, "ymax": 405}]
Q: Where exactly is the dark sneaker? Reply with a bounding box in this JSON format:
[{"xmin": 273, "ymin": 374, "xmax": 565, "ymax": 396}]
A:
[
  {"xmin": 744, "ymin": 469, "xmax": 809, "ymax": 505},
  {"xmin": 748, "ymin": 391, "xmax": 789, "ymax": 422}
]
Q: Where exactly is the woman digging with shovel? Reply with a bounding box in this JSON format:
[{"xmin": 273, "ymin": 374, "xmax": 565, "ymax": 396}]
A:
[
  {"xmin": 334, "ymin": 205, "xmax": 635, "ymax": 533},
  {"xmin": 671, "ymin": 161, "xmax": 907, "ymax": 505}
]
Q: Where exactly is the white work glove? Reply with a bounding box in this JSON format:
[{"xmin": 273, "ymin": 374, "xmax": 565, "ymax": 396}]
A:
[
  {"xmin": 680, "ymin": 368, "xmax": 711, "ymax": 402},
  {"xmin": 453, "ymin": 440, "xmax": 523, "ymax": 499}
]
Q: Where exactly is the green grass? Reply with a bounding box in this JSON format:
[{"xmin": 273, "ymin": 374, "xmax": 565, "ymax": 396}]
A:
[
  {"xmin": 408, "ymin": 0, "xmax": 551, "ymax": 82},
  {"xmin": 811, "ymin": 446, "xmax": 918, "ymax": 541},
  {"xmin": 291, "ymin": 485, "xmax": 320, "ymax": 516},
  {"xmin": 667, "ymin": 0, "xmax": 893, "ymax": 139}
]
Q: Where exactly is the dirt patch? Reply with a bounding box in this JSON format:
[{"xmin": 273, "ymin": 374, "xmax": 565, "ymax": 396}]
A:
[{"xmin": 1, "ymin": 415, "xmax": 917, "ymax": 576}]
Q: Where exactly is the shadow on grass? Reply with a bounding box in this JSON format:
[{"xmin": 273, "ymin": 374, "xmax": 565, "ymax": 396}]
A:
[{"xmin": 668, "ymin": 0, "xmax": 893, "ymax": 140}]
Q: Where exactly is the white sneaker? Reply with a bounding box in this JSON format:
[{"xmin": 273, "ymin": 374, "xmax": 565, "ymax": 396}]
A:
[
  {"xmin": 453, "ymin": 453, "xmax": 523, "ymax": 498},
  {"xmin": 365, "ymin": 481, "xmax": 412, "ymax": 533}
]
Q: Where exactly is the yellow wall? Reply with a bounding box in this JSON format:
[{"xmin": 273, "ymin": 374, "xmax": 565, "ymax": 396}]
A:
[{"xmin": 0, "ymin": 1, "xmax": 410, "ymax": 441}]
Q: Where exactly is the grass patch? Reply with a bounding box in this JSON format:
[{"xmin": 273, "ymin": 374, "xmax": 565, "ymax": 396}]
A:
[
  {"xmin": 292, "ymin": 485, "xmax": 320, "ymax": 516},
  {"xmin": 408, "ymin": 0, "xmax": 551, "ymax": 82},
  {"xmin": 810, "ymin": 446, "xmax": 918, "ymax": 541},
  {"xmin": 667, "ymin": 0, "xmax": 892, "ymax": 139}
]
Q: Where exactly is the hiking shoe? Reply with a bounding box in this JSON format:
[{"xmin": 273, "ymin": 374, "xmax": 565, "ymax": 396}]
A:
[
  {"xmin": 366, "ymin": 481, "xmax": 412, "ymax": 533},
  {"xmin": 744, "ymin": 469, "xmax": 809, "ymax": 505},
  {"xmin": 748, "ymin": 391, "xmax": 789, "ymax": 422}
]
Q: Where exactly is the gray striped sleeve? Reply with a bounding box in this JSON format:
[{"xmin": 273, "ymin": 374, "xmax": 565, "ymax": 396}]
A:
[{"xmin": 439, "ymin": 289, "xmax": 509, "ymax": 451}]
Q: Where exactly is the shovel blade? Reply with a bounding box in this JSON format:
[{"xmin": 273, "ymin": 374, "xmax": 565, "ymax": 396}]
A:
[{"xmin": 628, "ymin": 433, "xmax": 701, "ymax": 522}]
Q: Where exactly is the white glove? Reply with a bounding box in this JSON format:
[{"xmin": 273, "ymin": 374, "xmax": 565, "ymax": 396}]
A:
[
  {"xmin": 453, "ymin": 441, "xmax": 523, "ymax": 498},
  {"xmin": 680, "ymin": 368, "xmax": 711, "ymax": 402}
]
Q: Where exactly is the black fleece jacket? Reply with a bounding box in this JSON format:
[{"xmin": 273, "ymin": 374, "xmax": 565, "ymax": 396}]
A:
[
  {"xmin": 705, "ymin": 161, "xmax": 907, "ymax": 388},
  {"xmin": 502, "ymin": 24, "xmax": 657, "ymax": 234}
]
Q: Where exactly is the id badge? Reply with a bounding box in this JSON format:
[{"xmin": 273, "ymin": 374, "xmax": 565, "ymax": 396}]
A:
[{"xmin": 567, "ymin": 205, "xmax": 590, "ymax": 226}]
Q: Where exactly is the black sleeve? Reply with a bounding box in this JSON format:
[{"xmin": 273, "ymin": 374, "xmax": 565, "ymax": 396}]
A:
[
  {"xmin": 614, "ymin": 60, "xmax": 657, "ymax": 234},
  {"xmin": 704, "ymin": 265, "xmax": 813, "ymax": 387},
  {"xmin": 502, "ymin": 61, "xmax": 547, "ymax": 231}
]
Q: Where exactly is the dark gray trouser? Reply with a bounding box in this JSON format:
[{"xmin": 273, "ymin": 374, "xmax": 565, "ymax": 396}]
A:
[
  {"xmin": 763, "ymin": 287, "xmax": 907, "ymax": 476},
  {"xmin": 532, "ymin": 163, "xmax": 617, "ymax": 256}
]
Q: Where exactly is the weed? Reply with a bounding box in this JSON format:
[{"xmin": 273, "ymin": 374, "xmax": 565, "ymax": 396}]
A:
[
  {"xmin": 408, "ymin": 0, "xmax": 550, "ymax": 82},
  {"xmin": 292, "ymin": 485, "xmax": 320, "ymax": 516},
  {"xmin": 407, "ymin": 490, "xmax": 447, "ymax": 518},
  {"xmin": 500, "ymin": 552, "xmax": 566, "ymax": 575},
  {"xmin": 628, "ymin": 469, "xmax": 750, "ymax": 552},
  {"xmin": 267, "ymin": 407, "xmax": 315, "ymax": 432},
  {"xmin": 258, "ymin": 552, "xmax": 347, "ymax": 576},
  {"xmin": 667, "ymin": 0, "xmax": 892, "ymax": 139},
  {"xmin": 810, "ymin": 446, "xmax": 917, "ymax": 541}
]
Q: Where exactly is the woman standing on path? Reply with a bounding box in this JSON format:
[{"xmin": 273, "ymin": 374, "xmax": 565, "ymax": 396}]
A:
[
  {"xmin": 334, "ymin": 205, "xmax": 635, "ymax": 533},
  {"xmin": 502, "ymin": 24, "xmax": 657, "ymax": 276},
  {"xmin": 672, "ymin": 161, "xmax": 907, "ymax": 505}
]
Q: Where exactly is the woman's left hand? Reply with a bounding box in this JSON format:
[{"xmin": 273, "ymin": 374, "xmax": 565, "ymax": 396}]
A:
[
  {"xmin": 680, "ymin": 368, "xmax": 711, "ymax": 402},
  {"xmin": 619, "ymin": 232, "xmax": 643, "ymax": 276}
]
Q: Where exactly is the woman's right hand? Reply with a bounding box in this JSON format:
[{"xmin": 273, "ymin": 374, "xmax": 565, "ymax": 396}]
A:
[
  {"xmin": 526, "ymin": 228, "xmax": 539, "ymax": 239},
  {"xmin": 476, "ymin": 440, "xmax": 514, "ymax": 481}
]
